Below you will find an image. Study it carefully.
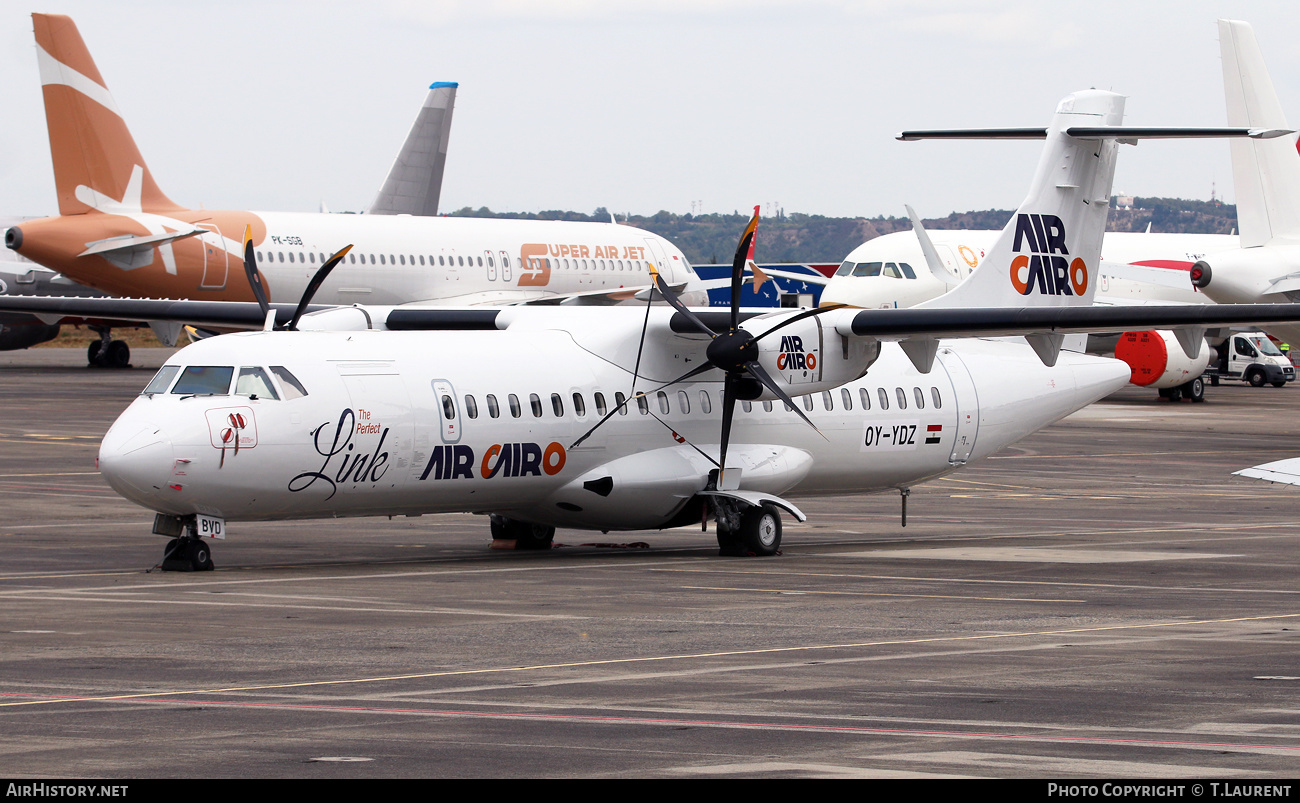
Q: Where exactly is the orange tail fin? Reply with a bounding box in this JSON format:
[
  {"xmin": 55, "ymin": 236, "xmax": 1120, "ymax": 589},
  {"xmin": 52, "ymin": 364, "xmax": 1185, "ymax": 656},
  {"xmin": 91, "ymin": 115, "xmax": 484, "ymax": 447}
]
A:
[{"xmin": 33, "ymin": 13, "xmax": 181, "ymax": 215}]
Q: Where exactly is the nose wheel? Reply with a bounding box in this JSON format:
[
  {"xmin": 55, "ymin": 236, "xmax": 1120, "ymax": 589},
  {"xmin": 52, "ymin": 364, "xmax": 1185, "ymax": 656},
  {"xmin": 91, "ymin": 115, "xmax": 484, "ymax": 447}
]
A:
[{"xmin": 160, "ymin": 536, "xmax": 215, "ymax": 572}]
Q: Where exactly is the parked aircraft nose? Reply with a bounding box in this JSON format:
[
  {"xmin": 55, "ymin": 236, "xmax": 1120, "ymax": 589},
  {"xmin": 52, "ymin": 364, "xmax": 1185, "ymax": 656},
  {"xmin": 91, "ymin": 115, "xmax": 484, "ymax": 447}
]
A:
[{"xmin": 99, "ymin": 421, "xmax": 174, "ymax": 510}]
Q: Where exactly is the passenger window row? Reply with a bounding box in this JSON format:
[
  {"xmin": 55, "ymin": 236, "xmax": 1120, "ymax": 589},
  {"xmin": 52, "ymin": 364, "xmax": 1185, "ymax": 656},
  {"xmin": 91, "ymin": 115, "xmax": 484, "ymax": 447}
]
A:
[
  {"xmin": 454, "ymin": 385, "xmax": 943, "ymax": 420},
  {"xmin": 254, "ymin": 249, "xmax": 652, "ymax": 275}
]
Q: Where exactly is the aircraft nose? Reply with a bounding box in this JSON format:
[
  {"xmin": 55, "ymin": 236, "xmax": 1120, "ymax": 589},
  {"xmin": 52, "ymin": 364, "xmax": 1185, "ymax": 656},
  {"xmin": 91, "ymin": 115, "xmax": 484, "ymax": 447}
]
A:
[{"xmin": 99, "ymin": 423, "xmax": 174, "ymax": 508}]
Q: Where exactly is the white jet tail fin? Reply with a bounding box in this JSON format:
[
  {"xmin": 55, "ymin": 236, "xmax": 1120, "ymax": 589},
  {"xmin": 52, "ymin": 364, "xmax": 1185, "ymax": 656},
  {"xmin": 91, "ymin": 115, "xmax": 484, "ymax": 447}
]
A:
[
  {"xmin": 368, "ymin": 82, "xmax": 458, "ymax": 216},
  {"xmin": 914, "ymin": 90, "xmax": 1125, "ymax": 311},
  {"xmin": 903, "ymin": 88, "xmax": 1288, "ymax": 314},
  {"xmin": 1219, "ymin": 19, "xmax": 1300, "ymax": 247}
]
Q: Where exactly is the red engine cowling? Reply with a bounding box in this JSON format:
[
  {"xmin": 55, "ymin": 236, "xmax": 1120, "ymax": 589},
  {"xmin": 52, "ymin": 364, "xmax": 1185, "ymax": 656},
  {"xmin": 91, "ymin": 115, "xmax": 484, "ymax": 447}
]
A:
[{"xmin": 1114, "ymin": 330, "xmax": 1210, "ymax": 389}]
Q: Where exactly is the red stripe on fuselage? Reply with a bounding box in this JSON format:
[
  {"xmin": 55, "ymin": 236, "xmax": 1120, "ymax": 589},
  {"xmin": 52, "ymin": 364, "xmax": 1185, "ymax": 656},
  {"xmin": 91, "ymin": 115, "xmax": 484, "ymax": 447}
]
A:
[{"xmin": 1127, "ymin": 260, "xmax": 1195, "ymax": 271}]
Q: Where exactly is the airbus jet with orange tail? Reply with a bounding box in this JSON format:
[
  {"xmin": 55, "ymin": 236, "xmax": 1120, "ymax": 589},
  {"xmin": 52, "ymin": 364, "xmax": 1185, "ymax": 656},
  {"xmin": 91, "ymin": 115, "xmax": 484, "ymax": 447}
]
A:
[{"xmin": 5, "ymin": 15, "xmax": 700, "ymax": 335}]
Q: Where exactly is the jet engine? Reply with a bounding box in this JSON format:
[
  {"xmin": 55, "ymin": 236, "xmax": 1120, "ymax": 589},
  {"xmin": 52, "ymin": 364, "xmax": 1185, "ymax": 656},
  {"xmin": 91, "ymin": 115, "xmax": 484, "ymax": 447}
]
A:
[{"xmin": 1114, "ymin": 330, "xmax": 1210, "ymax": 389}]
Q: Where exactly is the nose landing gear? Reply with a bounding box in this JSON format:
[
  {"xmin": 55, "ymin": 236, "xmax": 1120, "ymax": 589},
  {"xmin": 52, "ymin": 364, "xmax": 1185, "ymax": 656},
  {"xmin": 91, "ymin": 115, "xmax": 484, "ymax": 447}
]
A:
[
  {"xmin": 151, "ymin": 516, "xmax": 216, "ymax": 572},
  {"xmin": 159, "ymin": 536, "xmax": 215, "ymax": 572}
]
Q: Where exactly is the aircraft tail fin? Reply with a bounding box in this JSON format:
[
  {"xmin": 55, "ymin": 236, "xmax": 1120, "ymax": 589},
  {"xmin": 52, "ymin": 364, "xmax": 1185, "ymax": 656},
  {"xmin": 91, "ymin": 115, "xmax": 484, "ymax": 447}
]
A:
[
  {"xmin": 368, "ymin": 82, "xmax": 458, "ymax": 216},
  {"xmin": 1219, "ymin": 19, "xmax": 1300, "ymax": 247},
  {"xmin": 32, "ymin": 13, "xmax": 181, "ymax": 216},
  {"xmin": 914, "ymin": 90, "xmax": 1125, "ymax": 311}
]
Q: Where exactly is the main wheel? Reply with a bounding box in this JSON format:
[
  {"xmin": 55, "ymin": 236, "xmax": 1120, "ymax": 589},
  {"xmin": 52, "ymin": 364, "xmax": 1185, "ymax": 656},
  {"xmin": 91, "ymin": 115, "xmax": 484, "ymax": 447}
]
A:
[
  {"xmin": 490, "ymin": 515, "xmax": 554, "ymax": 550},
  {"xmin": 87, "ymin": 341, "xmax": 105, "ymax": 366},
  {"xmin": 105, "ymin": 340, "xmax": 130, "ymax": 368},
  {"xmin": 738, "ymin": 504, "xmax": 782, "ymax": 557},
  {"xmin": 1164, "ymin": 387, "xmax": 1182, "ymax": 402},
  {"xmin": 1185, "ymin": 377, "xmax": 1205, "ymax": 403}
]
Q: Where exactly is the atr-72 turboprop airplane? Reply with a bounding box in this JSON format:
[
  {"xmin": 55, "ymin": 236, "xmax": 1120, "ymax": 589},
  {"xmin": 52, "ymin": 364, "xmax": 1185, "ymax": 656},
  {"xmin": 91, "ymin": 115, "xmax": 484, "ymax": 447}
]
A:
[
  {"xmin": 24, "ymin": 89, "xmax": 1294, "ymax": 571},
  {"xmin": 3, "ymin": 14, "xmax": 701, "ymax": 346}
]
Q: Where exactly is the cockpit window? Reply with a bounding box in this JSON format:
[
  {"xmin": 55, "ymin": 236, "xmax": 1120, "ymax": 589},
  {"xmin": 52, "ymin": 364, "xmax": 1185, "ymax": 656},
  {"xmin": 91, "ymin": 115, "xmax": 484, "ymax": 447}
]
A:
[
  {"xmin": 899, "ymin": 262, "xmax": 918, "ymax": 279},
  {"xmin": 835, "ymin": 261, "xmax": 854, "ymax": 277},
  {"xmin": 851, "ymin": 262, "xmax": 883, "ymax": 277},
  {"xmin": 235, "ymin": 367, "xmax": 280, "ymax": 400},
  {"xmin": 143, "ymin": 365, "xmax": 180, "ymax": 395},
  {"xmin": 271, "ymin": 366, "xmax": 309, "ymax": 399},
  {"xmin": 882, "ymin": 262, "xmax": 903, "ymax": 279},
  {"xmin": 171, "ymin": 366, "xmax": 233, "ymax": 396}
]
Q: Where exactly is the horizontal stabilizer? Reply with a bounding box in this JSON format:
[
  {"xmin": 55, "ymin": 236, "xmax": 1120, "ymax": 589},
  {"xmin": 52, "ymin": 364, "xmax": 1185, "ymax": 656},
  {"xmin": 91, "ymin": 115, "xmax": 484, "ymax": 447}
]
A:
[
  {"xmin": 1235, "ymin": 458, "xmax": 1300, "ymax": 486},
  {"xmin": 79, "ymin": 228, "xmax": 203, "ymax": 257},
  {"xmin": 898, "ymin": 126, "xmax": 1290, "ymax": 141},
  {"xmin": 1099, "ymin": 260, "xmax": 1201, "ymax": 291}
]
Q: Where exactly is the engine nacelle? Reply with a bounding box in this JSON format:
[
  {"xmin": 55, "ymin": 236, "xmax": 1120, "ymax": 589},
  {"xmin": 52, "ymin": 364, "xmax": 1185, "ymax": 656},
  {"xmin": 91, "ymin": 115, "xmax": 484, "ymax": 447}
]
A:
[
  {"xmin": 750, "ymin": 312, "xmax": 879, "ymax": 400},
  {"xmin": 1114, "ymin": 330, "xmax": 1210, "ymax": 389}
]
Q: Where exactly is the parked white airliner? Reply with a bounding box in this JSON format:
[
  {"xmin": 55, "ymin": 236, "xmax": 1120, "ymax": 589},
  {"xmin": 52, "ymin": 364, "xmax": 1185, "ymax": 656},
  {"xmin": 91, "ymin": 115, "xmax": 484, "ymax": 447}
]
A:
[{"xmin": 70, "ymin": 90, "xmax": 1300, "ymax": 570}]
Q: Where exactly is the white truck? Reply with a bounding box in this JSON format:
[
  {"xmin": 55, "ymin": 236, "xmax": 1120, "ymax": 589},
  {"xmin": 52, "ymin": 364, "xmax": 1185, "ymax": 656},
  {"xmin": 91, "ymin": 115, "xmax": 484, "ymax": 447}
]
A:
[{"xmin": 1205, "ymin": 332, "xmax": 1295, "ymax": 388}]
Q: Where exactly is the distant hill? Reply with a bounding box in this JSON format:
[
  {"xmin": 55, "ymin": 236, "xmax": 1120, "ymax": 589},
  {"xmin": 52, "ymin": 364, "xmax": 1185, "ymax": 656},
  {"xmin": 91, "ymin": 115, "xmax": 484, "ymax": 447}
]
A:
[{"xmin": 447, "ymin": 197, "xmax": 1237, "ymax": 264}]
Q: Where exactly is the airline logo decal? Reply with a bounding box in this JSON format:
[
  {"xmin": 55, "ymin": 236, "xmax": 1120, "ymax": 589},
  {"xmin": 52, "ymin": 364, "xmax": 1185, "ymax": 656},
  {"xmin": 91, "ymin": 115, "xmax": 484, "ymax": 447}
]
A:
[
  {"xmin": 205, "ymin": 407, "xmax": 257, "ymax": 450},
  {"xmin": 861, "ymin": 420, "xmax": 944, "ymax": 452},
  {"xmin": 517, "ymin": 243, "xmax": 650, "ymax": 287},
  {"xmin": 289, "ymin": 408, "xmax": 390, "ymax": 500},
  {"xmin": 776, "ymin": 335, "xmax": 816, "ymax": 371},
  {"xmin": 420, "ymin": 442, "xmax": 566, "ymax": 481},
  {"xmin": 1009, "ymin": 214, "xmax": 1088, "ymax": 296}
]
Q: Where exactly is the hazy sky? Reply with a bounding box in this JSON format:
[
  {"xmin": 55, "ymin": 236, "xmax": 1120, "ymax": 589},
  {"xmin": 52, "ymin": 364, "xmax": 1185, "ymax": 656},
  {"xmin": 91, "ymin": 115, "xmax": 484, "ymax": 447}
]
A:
[{"xmin": 3, "ymin": 1, "xmax": 1299, "ymax": 221}]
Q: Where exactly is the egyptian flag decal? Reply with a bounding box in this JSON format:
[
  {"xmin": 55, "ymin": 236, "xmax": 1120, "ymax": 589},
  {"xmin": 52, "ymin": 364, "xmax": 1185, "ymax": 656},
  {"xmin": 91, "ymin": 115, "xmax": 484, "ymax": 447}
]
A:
[{"xmin": 925, "ymin": 424, "xmax": 942, "ymax": 444}]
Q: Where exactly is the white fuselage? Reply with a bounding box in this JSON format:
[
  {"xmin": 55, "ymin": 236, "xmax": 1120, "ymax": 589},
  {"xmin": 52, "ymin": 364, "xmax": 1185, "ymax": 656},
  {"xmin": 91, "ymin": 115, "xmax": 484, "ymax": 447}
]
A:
[
  {"xmin": 820, "ymin": 229, "xmax": 1238, "ymax": 310},
  {"xmin": 99, "ymin": 309, "xmax": 1130, "ymax": 534},
  {"xmin": 13, "ymin": 210, "xmax": 705, "ymax": 307}
]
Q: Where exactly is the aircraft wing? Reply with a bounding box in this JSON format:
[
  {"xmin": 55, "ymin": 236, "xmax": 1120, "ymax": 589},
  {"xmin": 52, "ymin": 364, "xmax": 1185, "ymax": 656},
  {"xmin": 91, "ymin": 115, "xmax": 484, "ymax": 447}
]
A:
[
  {"xmin": 8, "ymin": 296, "xmax": 1300, "ymax": 344},
  {"xmin": 0, "ymin": 296, "xmax": 318, "ymax": 331},
  {"xmin": 1234, "ymin": 458, "xmax": 1300, "ymax": 486}
]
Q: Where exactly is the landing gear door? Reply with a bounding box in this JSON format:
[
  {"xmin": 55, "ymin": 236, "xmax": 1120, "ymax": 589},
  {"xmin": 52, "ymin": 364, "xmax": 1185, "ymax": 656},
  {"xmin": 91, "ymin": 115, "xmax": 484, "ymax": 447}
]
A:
[
  {"xmin": 431, "ymin": 379, "xmax": 461, "ymax": 444},
  {"xmin": 936, "ymin": 348, "xmax": 979, "ymax": 465}
]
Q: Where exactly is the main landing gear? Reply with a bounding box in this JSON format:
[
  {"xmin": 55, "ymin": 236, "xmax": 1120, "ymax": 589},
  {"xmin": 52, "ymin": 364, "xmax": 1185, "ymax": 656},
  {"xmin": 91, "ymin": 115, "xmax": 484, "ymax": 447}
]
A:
[
  {"xmin": 489, "ymin": 514, "xmax": 556, "ymax": 550},
  {"xmin": 87, "ymin": 326, "xmax": 130, "ymax": 369},
  {"xmin": 1158, "ymin": 377, "xmax": 1205, "ymax": 403},
  {"xmin": 714, "ymin": 500, "xmax": 782, "ymax": 557}
]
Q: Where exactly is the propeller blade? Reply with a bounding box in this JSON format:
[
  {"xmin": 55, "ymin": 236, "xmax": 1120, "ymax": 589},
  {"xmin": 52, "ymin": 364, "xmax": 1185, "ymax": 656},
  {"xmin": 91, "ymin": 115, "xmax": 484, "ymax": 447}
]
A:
[
  {"xmin": 748, "ymin": 303, "xmax": 848, "ymax": 344},
  {"xmin": 649, "ymin": 266, "xmax": 715, "ymax": 337},
  {"xmin": 570, "ymin": 361, "xmax": 717, "ymax": 449},
  {"xmin": 730, "ymin": 206, "xmax": 760, "ymax": 333},
  {"xmin": 242, "ymin": 225, "xmax": 271, "ymax": 318},
  {"xmin": 287, "ymin": 244, "xmax": 353, "ymax": 331},
  {"xmin": 744, "ymin": 360, "xmax": 825, "ymax": 438},
  {"xmin": 716, "ymin": 373, "xmax": 738, "ymax": 489}
]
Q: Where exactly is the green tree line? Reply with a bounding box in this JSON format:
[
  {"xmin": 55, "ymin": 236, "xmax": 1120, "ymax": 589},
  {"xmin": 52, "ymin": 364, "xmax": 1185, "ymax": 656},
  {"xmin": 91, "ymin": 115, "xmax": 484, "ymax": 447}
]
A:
[{"xmin": 448, "ymin": 197, "xmax": 1237, "ymax": 264}]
